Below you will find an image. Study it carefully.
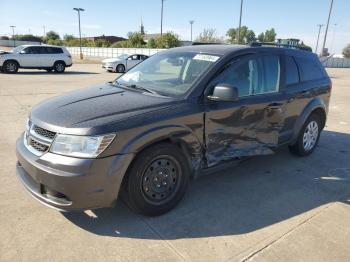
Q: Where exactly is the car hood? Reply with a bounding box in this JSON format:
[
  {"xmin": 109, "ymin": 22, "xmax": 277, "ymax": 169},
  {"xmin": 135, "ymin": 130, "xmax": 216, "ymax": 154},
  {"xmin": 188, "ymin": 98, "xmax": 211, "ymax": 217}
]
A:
[
  {"xmin": 30, "ymin": 84, "xmax": 176, "ymax": 135},
  {"xmin": 102, "ymin": 58, "xmax": 123, "ymax": 63}
]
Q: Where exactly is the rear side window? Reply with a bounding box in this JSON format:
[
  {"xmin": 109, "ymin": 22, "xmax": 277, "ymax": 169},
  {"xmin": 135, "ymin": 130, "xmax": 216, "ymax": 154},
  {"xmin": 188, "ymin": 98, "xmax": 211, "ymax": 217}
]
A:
[
  {"xmin": 45, "ymin": 47, "xmax": 63, "ymax": 54},
  {"xmin": 285, "ymin": 56, "xmax": 299, "ymax": 85},
  {"xmin": 296, "ymin": 57, "xmax": 325, "ymax": 82}
]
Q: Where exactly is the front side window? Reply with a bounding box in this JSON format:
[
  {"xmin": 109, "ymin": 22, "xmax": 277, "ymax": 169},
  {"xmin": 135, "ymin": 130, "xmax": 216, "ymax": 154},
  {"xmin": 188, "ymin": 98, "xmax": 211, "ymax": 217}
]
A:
[
  {"xmin": 214, "ymin": 55, "xmax": 280, "ymax": 97},
  {"xmin": 116, "ymin": 52, "xmax": 221, "ymax": 96}
]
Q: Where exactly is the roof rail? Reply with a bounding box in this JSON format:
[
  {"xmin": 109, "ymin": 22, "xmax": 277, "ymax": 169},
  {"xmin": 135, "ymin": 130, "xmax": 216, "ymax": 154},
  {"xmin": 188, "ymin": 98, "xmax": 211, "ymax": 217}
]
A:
[
  {"xmin": 250, "ymin": 42, "xmax": 312, "ymax": 52},
  {"xmin": 191, "ymin": 42, "xmax": 226, "ymax": 46}
]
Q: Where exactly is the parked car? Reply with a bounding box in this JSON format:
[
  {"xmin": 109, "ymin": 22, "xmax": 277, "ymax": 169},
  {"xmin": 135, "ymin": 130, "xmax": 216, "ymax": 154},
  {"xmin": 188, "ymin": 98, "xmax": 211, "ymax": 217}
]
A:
[
  {"xmin": 16, "ymin": 44, "xmax": 331, "ymax": 216},
  {"xmin": 0, "ymin": 45, "xmax": 72, "ymax": 73},
  {"xmin": 102, "ymin": 54, "xmax": 149, "ymax": 73}
]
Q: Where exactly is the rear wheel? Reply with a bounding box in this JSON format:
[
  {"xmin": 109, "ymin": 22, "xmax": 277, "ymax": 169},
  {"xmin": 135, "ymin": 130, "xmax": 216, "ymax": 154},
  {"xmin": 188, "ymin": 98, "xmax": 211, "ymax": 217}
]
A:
[
  {"xmin": 289, "ymin": 114, "xmax": 321, "ymax": 156},
  {"xmin": 53, "ymin": 61, "xmax": 65, "ymax": 73},
  {"xmin": 116, "ymin": 64, "xmax": 125, "ymax": 73},
  {"xmin": 3, "ymin": 60, "xmax": 19, "ymax": 73},
  {"xmin": 124, "ymin": 143, "xmax": 190, "ymax": 216}
]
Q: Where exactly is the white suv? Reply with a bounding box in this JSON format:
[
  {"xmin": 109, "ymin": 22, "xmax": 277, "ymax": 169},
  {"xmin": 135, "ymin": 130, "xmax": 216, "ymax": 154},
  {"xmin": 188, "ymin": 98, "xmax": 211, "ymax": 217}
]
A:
[{"xmin": 0, "ymin": 45, "xmax": 72, "ymax": 73}]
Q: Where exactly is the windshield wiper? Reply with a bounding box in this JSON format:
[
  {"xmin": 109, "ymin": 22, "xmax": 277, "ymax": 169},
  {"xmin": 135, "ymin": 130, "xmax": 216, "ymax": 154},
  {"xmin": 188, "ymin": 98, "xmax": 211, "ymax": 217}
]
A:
[{"xmin": 114, "ymin": 81, "xmax": 158, "ymax": 95}]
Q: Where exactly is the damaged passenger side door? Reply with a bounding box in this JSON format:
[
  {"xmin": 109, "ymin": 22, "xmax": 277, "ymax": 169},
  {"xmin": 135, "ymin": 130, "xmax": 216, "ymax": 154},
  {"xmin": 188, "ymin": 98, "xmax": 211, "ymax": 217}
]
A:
[{"xmin": 204, "ymin": 53, "xmax": 286, "ymax": 167}]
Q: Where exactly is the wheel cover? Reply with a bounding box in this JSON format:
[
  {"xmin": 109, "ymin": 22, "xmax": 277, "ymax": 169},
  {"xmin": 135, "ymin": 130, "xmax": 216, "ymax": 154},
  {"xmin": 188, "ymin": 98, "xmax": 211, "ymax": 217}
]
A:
[
  {"xmin": 6, "ymin": 62, "xmax": 16, "ymax": 72},
  {"xmin": 117, "ymin": 65, "xmax": 124, "ymax": 72},
  {"xmin": 303, "ymin": 120, "xmax": 319, "ymax": 151},
  {"xmin": 56, "ymin": 63, "xmax": 64, "ymax": 71},
  {"xmin": 141, "ymin": 155, "xmax": 181, "ymax": 205}
]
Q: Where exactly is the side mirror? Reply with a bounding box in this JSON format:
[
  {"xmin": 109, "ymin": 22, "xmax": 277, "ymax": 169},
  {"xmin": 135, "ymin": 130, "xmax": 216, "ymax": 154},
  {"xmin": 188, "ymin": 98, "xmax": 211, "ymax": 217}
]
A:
[{"xmin": 207, "ymin": 84, "xmax": 239, "ymax": 101}]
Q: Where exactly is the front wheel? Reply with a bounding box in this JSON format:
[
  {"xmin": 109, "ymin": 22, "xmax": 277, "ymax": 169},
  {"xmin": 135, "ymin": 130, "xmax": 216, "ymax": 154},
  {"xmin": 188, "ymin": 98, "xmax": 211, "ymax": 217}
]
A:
[
  {"xmin": 53, "ymin": 61, "xmax": 66, "ymax": 73},
  {"xmin": 116, "ymin": 64, "xmax": 125, "ymax": 73},
  {"xmin": 3, "ymin": 60, "xmax": 19, "ymax": 73},
  {"xmin": 124, "ymin": 143, "xmax": 190, "ymax": 216},
  {"xmin": 289, "ymin": 114, "xmax": 321, "ymax": 156}
]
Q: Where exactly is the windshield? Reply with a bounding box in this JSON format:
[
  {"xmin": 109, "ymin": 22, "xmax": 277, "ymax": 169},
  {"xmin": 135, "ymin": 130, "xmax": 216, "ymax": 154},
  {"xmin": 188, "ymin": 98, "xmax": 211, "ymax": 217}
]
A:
[
  {"xmin": 117, "ymin": 54, "xmax": 128, "ymax": 60},
  {"xmin": 116, "ymin": 51, "xmax": 221, "ymax": 97},
  {"xmin": 12, "ymin": 46, "xmax": 25, "ymax": 53}
]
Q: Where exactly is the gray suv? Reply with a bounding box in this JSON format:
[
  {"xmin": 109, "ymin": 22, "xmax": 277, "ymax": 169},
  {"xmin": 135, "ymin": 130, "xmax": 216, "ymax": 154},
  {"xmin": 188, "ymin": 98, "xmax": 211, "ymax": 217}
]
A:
[{"xmin": 16, "ymin": 45, "xmax": 331, "ymax": 216}]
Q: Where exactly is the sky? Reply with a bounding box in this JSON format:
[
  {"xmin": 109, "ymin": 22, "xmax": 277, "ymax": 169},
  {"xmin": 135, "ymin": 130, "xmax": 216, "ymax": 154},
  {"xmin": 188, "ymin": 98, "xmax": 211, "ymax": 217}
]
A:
[{"xmin": 0, "ymin": 0, "xmax": 349, "ymax": 54}]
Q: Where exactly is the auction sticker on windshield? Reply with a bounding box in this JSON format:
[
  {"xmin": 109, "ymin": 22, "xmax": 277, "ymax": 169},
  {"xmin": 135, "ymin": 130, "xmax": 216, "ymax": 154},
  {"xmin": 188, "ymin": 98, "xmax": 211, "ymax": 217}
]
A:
[{"xmin": 193, "ymin": 54, "xmax": 220, "ymax": 62}]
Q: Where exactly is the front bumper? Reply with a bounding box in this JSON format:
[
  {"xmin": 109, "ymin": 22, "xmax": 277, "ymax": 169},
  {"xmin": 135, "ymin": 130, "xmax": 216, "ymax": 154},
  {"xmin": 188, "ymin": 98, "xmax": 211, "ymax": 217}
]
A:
[
  {"xmin": 102, "ymin": 64, "xmax": 115, "ymax": 71},
  {"xmin": 16, "ymin": 134, "xmax": 134, "ymax": 211}
]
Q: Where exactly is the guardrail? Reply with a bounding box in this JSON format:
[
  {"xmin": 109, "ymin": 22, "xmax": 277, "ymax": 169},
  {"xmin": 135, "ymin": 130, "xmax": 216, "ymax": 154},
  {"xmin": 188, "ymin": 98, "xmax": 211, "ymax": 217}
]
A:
[{"xmin": 66, "ymin": 47, "xmax": 165, "ymax": 58}]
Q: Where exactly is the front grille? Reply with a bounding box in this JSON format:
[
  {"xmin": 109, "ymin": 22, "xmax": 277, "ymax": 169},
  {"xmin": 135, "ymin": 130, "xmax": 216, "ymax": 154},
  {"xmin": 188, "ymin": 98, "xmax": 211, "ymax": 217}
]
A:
[
  {"xmin": 29, "ymin": 138, "xmax": 49, "ymax": 152},
  {"xmin": 24, "ymin": 123, "xmax": 56, "ymax": 156},
  {"xmin": 33, "ymin": 125, "xmax": 56, "ymax": 140}
]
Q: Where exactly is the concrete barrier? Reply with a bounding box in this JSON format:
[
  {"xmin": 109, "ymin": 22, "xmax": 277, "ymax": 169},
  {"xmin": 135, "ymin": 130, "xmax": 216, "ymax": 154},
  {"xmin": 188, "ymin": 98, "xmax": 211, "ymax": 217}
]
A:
[
  {"xmin": 0, "ymin": 40, "xmax": 42, "ymax": 47},
  {"xmin": 321, "ymin": 57, "xmax": 350, "ymax": 68},
  {"xmin": 66, "ymin": 47, "xmax": 166, "ymax": 58}
]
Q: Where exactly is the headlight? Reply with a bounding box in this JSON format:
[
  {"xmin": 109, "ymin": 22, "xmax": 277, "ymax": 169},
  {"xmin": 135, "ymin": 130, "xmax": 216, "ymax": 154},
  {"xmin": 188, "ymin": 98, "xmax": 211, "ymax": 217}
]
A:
[{"xmin": 50, "ymin": 134, "xmax": 115, "ymax": 158}]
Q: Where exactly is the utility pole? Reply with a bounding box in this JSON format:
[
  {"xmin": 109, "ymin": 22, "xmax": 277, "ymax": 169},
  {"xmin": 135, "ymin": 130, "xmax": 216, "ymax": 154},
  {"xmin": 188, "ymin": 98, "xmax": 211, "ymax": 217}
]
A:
[
  {"xmin": 10, "ymin": 25, "xmax": 16, "ymax": 47},
  {"xmin": 43, "ymin": 26, "xmax": 46, "ymax": 37},
  {"xmin": 315, "ymin": 24, "xmax": 324, "ymax": 54},
  {"xmin": 237, "ymin": 0, "xmax": 244, "ymax": 44},
  {"xmin": 189, "ymin": 20, "xmax": 194, "ymax": 42},
  {"xmin": 321, "ymin": 0, "xmax": 334, "ymax": 57},
  {"xmin": 160, "ymin": 0, "xmax": 165, "ymax": 36},
  {"xmin": 73, "ymin": 7, "xmax": 85, "ymax": 59}
]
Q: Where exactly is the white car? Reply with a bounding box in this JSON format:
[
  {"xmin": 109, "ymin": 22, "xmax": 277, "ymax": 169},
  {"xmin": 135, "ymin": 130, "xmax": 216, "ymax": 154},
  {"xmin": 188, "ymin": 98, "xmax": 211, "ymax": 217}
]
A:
[
  {"xmin": 102, "ymin": 54, "xmax": 149, "ymax": 73},
  {"xmin": 0, "ymin": 45, "xmax": 72, "ymax": 74}
]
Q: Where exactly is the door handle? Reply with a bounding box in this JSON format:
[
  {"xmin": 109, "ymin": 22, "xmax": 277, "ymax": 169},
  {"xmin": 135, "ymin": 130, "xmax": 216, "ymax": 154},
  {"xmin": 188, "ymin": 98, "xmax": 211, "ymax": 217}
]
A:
[{"xmin": 268, "ymin": 103, "xmax": 283, "ymax": 109}]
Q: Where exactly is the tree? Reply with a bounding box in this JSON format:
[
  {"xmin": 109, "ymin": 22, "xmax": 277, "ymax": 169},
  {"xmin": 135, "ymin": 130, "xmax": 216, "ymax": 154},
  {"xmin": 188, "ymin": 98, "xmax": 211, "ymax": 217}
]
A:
[
  {"xmin": 127, "ymin": 32, "xmax": 146, "ymax": 47},
  {"xmin": 45, "ymin": 31, "xmax": 60, "ymax": 42},
  {"xmin": 264, "ymin": 28, "xmax": 276, "ymax": 42},
  {"xmin": 156, "ymin": 32, "xmax": 180, "ymax": 48},
  {"xmin": 195, "ymin": 29, "xmax": 224, "ymax": 43},
  {"xmin": 63, "ymin": 34, "xmax": 75, "ymax": 42},
  {"xmin": 257, "ymin": 32, "xmax": 264, "ymax": 42},
  {"xmin": 94, "ymin": 39, "xmax": 111, "ymax": 47},
  {"xmin": 343, "ymin": 44, "xmax": 350, "ymax": 58},
  {"xmin": 15, "ymin": 34, "xmax": 43, "ymax": 42},
  {"xmin": 147, "ymin": 38, "xmax": 157, "ymax": 48},
  {"xmin": 227, "ymin": 26, "xmax": 256, "ymax": 44}
]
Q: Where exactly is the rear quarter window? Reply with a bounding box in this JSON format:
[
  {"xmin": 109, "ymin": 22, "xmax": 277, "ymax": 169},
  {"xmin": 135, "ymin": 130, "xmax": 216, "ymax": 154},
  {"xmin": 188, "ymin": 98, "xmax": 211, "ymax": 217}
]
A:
[
  {"xmin": 295, "ymin": 57, "xmax": 325, "ymax": 82},
  {"xmin": 285, "ymin": 56, "xmax": 300, "ymax": 85},
  {"xmin": 46, "ymin": 47, "xmax": 63, "ymax": 54}
]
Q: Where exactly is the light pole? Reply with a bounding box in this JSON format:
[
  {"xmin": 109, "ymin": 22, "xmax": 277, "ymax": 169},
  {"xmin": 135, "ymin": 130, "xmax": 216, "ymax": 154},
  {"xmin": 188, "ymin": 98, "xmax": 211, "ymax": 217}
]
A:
[
  {"xmin": 73, "ymin": 7, "xmax": 85, "ymax": 59},
  {"xmin": 237, "ymin": 0, "xmax": 244, "ymax": 44},
  {"xmin": 315, "ymin": 24, "xmax": 324, "ymax": 54},
  {"xmin": 43, "ymin": 26, "xmax": 46, "ymax": 37},
  {"xmin": 321, "ymin": 0, "xmax": 334, "ymax": 57},
  {"xmin": 10, "ymin": 26, "xmax": 16, "ymax": 47},
  {"xmin": 189, "ymin": 20, "xmax": 194, "ymax": 42},
  {"xmin": 160, "ymin": 0, "xmax": 165, "ymax": 36}
]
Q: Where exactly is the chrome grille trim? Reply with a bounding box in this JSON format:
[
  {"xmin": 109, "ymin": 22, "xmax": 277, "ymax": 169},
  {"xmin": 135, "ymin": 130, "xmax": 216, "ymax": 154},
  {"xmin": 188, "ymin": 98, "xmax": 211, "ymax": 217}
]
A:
[{"xmin": 24, "ymin": 122, "xmax": 56, "ymax": 156}]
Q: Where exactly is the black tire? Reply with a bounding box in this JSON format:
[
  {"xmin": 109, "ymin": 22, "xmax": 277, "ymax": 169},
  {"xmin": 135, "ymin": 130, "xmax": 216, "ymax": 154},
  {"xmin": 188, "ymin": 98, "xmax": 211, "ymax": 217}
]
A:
[
  {"xmin": 124, "ymin": 143, "xmax": 190, "ymax": 216},
  {"xmin": 53, "ymin": 61, "xmax": 66, "ymax": 73},
  {"xmin": 116, "ymin": 64, "xmax": 125, "ymax": 73},
  {"xmin": 289, "ymin": 114, "xmax": 322, "ymax": 156},
  {"xmin": 3, "ymin": 60, "xmax": 19, "ymax": 74}
]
